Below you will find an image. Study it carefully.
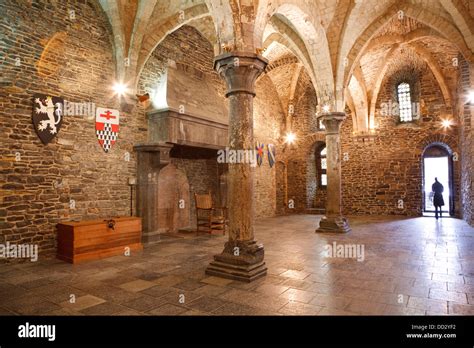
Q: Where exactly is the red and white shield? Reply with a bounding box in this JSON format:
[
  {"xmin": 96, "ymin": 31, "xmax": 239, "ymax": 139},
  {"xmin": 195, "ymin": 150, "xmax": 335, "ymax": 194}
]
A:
[{"xmin": 95, "ymin": 107, "xmax": 119, "ymax": 153}]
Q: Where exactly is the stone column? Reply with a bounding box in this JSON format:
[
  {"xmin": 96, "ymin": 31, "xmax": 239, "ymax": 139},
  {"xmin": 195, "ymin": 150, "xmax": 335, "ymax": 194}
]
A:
[
  {"xmin": 316, "ymin": 112, "xmax": 351, "ymax": 233},
  {"xmin": 134, "ymin": 143, "xmax": 173, "ymax": 244},
  {"xmin": 205, "ymin": 52, "xmax": 268, "ymax": 282}
]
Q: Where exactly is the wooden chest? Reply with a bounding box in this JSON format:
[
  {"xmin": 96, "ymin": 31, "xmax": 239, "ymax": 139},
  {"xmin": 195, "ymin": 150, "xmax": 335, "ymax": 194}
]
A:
[{"xmin": 57, "ymin": 217, "xmax": 142, "ymax": 264}]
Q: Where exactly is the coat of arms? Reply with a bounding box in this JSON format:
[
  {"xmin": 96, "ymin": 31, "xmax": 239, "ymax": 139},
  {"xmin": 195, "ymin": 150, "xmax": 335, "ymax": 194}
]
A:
[
  {"xmin": 32, "ymin": 94, "xmax": 64, "ymax": 144},
  {"xmin": 95, "ymin": 107, "xmax": 120, "ymax": 153}
]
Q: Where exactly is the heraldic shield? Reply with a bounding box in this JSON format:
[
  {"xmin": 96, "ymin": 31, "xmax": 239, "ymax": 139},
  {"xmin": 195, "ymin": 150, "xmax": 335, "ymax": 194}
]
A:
[
  {"xmin": 95, "ymin": 107, "xmax": 120, "ymax": 153},
  {"xmin": 32, "ymin": 94, "xmax": 64, "ymax": 144}
]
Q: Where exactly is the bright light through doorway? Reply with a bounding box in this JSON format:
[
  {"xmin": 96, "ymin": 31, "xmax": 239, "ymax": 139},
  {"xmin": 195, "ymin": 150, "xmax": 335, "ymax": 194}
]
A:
[{"xmin": 424, "ymin": 156, "xmax": 450, "ymax": 212}]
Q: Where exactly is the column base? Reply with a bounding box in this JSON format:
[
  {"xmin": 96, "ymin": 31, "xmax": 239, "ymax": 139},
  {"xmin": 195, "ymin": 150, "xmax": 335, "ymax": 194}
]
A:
[
  {"xmin": 205, "ymin": 240, "xmax": 267, "ymax": 282},
  {"xmin": 316, "ymin": 216, "xmax": 351, "ymax": 233}
]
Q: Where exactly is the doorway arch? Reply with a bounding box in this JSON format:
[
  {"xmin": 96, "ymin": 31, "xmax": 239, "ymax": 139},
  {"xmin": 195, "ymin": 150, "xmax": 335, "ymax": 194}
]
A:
[{"xmin": 421, "ymin": 142, "xmax": 454, "ymax": 216}]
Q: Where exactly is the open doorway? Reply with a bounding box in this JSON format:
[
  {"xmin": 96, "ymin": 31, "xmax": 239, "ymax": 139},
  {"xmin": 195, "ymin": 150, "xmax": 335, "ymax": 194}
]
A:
[{"xmin": 422, "ymin": 144, "xmax": 454, "ymax": 216}]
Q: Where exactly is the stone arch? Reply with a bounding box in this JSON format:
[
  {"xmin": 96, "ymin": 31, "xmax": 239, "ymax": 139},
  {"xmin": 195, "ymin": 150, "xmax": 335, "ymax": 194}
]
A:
[
  {"xmin": 135, "ymin": 4, "xmax": 215, "ymax": 88},
  {"xmin": 385, "ymin": 65, "xmax": 423, "ymax": 105},
  {"xmin": 340, "ymin": 3, "xmax": 474, "ymax": 94},
  {"xmin": 418, "ymin": 133, "xmax": 458, "ymax": 156},
  {"xmin": 348, "ymin": 67, "xmax": 369, "ymax": 133},
  {"xmin": 203, "ymin": 0, "xmax": 235, "ymax": 49},
  {"xmin": 157, "ymin": 164, "xmax": 191, "ymax": 233},
  {"xmin": 259, "ymin": 2, "xmax": 333, "ymax": 105},
  {"xmin": 305, "ymin": 133, "xmax": 326, "ymax": 155},
  {"xmin": 265, "ymin": 56, "xmax": 300, "ymax": 74},
  {"xmin": 439, "ymin": 0, "xmax": 474, "ymax": 53},
  {"xmin": 98, "ymin": 0, "xmax": 127, "ymax": 80},
  {"xmin": 368, "ymin": 43, "xmax": 454, "ymax": 130},
  {"xmin": 275, "ymin": 4, "xmax": 333, "ymax": 104},
  {"xmin": 368, "ymin": 40, "xmax": 453, "ymax": 119},
  {"xmin": 264, "ymin": 21, "xmax": 317, "ymax": 91}
]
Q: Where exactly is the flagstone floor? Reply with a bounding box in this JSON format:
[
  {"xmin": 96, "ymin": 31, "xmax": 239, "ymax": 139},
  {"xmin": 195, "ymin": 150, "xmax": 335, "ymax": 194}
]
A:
[{"xmin": 1, "ymin": 215, "xmax": 473, "ymax": 316}]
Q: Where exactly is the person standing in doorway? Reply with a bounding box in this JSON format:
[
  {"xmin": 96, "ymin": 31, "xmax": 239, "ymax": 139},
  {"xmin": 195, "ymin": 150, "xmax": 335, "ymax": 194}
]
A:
[{"xmin": 432, "ymin": 177, "xmax": 444, "ymax": 220}]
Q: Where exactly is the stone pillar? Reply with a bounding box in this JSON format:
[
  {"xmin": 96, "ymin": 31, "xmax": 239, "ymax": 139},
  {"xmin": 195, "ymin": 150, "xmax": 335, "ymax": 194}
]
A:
[
  {"xmin": 134, "ymin": 143, "xmax": 173, "ymax": 244},
  {"xmin": 205, "ymin": 52, "xmax": 268, "ymax": 282},
  {"xmin": 316, "ymin": 112, "xmax": 351, "ymax": 233}
]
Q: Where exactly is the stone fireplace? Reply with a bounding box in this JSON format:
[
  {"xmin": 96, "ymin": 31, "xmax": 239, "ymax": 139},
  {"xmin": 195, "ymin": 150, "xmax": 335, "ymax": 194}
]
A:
[{"xmin": 135, "ymin": 62, "xmax": 229, "ymax": 244}]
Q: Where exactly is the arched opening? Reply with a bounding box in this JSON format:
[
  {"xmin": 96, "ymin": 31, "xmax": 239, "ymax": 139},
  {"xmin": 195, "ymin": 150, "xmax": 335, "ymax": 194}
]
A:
[
  {"xmin": 422, "ymin": 143, "xmax": 454, "ymax": 216},
  {"xmin": 307, "ymin": 141, "xmax": 327, "ymax": 212}
]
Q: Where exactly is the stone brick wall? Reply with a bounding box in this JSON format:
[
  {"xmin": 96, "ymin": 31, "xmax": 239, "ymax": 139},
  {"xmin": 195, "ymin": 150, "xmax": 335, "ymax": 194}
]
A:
[
  {"xmin": 169, "ymin": 146, "xmax": 221, "ymax": 229},
  {"xmin": 341, "ymin": 62, "xmax": 460, "ymax": 216},
  {"xmin": 253, "ymin": 75, "xmax": 286, "ymax": 218},
  {"xmin": 0, "ymin": 0, "xmax": 147, "ymax": 259},
  {"xmin": 284, "ymin": 70, "xmax": 324, "ymax": 213},
  {"xmin": 138, "ymin": 25, "xmax": 226, "ymax": 110},
  {"xmin": 458, "ymin": 56, "xmax": 474, "ymax": 226}
]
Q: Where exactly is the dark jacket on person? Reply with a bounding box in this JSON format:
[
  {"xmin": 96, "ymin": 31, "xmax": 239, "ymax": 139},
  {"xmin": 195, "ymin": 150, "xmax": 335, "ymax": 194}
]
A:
[{"xmin": 432, "ymin": 181, "xmax": 445, "ymax": 207}]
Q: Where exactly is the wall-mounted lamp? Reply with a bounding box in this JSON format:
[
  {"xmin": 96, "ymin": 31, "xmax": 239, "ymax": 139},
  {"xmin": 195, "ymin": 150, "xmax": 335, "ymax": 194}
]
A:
[
  {"xmin": 113, "ymin": 82, "xmax": 128, "ymax": 97},
  {"xmin": 136, "ymin": 93, "xmax": 150, "ymax": 109},
  {"xmin": 441, "ymin": 119, "xmax": 453, "ymax": 129},
  {"xmin": 284, "ymin": 132, "xmax": 297, "ymax": 144},
  {"xmin": 128, "ymin": 177, "xmax": 137, "ymax": 217}
]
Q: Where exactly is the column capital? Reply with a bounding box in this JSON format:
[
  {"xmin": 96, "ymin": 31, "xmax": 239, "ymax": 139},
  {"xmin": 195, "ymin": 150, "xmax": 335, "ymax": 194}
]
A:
[
  {"xmin": 214, "ymin": 51, "xmax": 268, "ymax": 97},
  {"xmin": 321, "ymin": 112, "xmax": 346, "ymax": 134}
]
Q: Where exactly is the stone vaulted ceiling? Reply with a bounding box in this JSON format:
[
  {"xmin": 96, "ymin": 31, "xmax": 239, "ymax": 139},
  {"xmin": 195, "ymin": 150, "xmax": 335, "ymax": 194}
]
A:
[{"xmin": 98, "ymin": 0, "xmax": 474, "ymax": 134}]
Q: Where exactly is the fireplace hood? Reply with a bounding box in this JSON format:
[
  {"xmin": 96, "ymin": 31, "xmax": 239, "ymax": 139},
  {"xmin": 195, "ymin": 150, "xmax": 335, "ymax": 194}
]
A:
[{"xmin": 147, "ymin": 63, "xmax": 229, "ymax": 149}]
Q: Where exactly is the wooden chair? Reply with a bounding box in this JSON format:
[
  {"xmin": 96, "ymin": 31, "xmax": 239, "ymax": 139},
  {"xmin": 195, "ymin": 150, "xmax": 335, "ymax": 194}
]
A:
[{"xmin": 194, "ymin": 192, "xmax": 226, "ymax": 235}]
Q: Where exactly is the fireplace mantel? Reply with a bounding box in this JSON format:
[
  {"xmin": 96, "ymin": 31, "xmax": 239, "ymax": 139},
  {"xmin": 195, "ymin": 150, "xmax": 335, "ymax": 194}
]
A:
[{"xmin": 147, "ymin": 109, "xmax": 228, "ymax": 149}]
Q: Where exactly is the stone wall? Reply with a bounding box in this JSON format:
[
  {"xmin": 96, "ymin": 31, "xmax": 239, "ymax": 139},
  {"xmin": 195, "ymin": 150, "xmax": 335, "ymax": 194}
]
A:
[
  {"xmin": 169, "ymin": 146, "xmax": 221, "ymax": 229},
  {"xmin": 341, "ymin": 62, "xmax": 460, "ymax": 216},
  {"xmin": 0, "ymin": 0, "xmax": 149, "ymax": 259},
  {"xmin": 458, "ymin": 55, "xmax": 474, "ymax": 226},
  {"xmin": 253, "ymin": 75, "xmax": 286, "ymax": 218},
  {"xmin": 138, "ymin": 25, "xmax": 227, "ymax": 123},
  {"xmin": 284, "ymin": 70, "xmax": 323, "ymax": 213},
  {"xmin": 282, "ymin": 60, "xmax": 462, "ymax": 218}
]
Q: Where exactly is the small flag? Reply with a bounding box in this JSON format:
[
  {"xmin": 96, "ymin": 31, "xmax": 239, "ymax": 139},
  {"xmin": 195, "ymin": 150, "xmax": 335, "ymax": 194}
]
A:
[
  {"xmin": 256, "ymin": 142, "xmax": 264, "ymax": 166},
  {"xmin": 267, "ymin": 144, "xmax": 276, "ymax": 168}
]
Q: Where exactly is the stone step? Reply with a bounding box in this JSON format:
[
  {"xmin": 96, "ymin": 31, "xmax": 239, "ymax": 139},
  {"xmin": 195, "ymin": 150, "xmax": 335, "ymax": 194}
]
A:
[
  {"xmin": 306, "ymin": 208, "xmax": 325, "ymax": 215},
  {"xmin": 142, "ymin": 231, "xmax": 178, "ymax": 245}
]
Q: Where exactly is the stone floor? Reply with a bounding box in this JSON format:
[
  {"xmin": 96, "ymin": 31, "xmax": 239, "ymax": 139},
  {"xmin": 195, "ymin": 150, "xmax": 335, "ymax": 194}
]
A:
[{"xmin": 1, "ymin": 215, "xmax": 473, "ymax": 316}]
